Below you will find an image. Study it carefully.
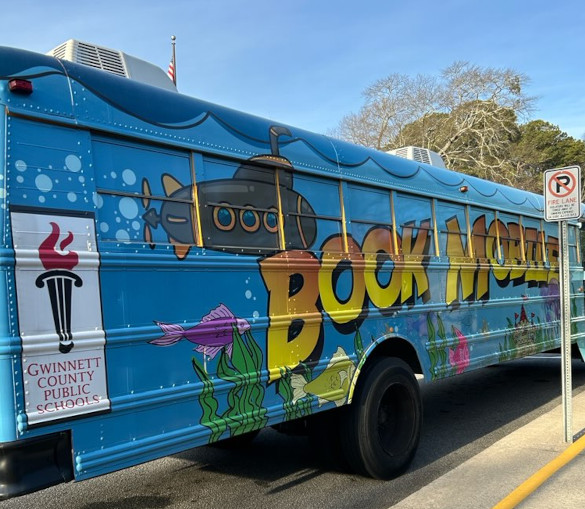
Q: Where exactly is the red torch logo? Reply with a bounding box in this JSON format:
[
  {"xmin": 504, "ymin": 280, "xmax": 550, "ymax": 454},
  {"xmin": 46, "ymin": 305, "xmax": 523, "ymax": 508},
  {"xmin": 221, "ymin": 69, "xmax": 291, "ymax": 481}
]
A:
[{"xmin": 36, "ymin": 222, "xmax": 83, "ymax": 354}]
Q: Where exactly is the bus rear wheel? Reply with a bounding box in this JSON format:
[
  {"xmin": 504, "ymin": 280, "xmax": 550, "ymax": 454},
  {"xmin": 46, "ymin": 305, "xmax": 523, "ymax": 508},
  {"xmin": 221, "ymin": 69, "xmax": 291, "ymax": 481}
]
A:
[{"xmin": 340, "ymin": 357, "xmax": 422, "ymax": 479}]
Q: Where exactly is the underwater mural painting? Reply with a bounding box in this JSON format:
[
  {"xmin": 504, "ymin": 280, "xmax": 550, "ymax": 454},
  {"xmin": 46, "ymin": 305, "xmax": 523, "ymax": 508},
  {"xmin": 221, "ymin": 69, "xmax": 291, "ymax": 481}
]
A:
[{"xmin": 142, "ymin": 125, "xmax": 565, "ymax": 433}]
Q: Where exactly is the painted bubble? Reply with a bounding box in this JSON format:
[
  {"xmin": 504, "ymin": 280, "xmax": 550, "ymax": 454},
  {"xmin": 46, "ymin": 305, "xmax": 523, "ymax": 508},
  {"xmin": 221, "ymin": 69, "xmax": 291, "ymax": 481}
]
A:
[
  {"xmin": 35, "ymin": 174, "xmax": 53, "ymax": 193},
  {"xmin": 119, "ymin": 197, "xmax": 138, "ymax": 219},
  {"xmin": 15, "ymin": 160, "xmax": 27, "ymax": 172},
  {"xmin": 65, "ymin": 155, "xmax": 82, "ymax": 172},
  {"xmin": 132, "ymin": 221, "xmax": 140, "ymax": 230},
  {"xmin": 116, "ymin": 229, "xmax": 130, "ymax": 242},
  {"xmin": 16, "ymin": 176, "xmax": 24, "ymax": 184},
  {"xmin": 122, "ymin": 169, "xmax": 137, "ymax": 186},
  {"xmin": 93, "ymin": 192, "xmax": 104, "ymax": 209},
  {"xmin": 100, "ymin": 222, "xmax": 110, "ymax": 233},
  {"xmin": 245, "ymin": 290, "xmax": 252, "ymax": 299},
  {"xmin": 67, "ymin": 192, "xmax": 77, "ymax": 203}
]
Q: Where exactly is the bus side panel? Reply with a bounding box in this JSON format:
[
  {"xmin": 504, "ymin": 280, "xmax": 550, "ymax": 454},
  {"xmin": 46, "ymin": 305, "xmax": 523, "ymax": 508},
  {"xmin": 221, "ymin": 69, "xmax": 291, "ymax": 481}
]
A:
[{"xmin": 0, "ymin": 105, "xmax": 19, "ymax": 444}]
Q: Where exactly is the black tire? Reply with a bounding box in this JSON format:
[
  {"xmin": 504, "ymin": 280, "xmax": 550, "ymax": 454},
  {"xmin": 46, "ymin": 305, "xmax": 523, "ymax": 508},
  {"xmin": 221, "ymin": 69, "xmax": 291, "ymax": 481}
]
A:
[{"xmin": 340, "ymin": 357, "xmax": 422, "ymax": 479}]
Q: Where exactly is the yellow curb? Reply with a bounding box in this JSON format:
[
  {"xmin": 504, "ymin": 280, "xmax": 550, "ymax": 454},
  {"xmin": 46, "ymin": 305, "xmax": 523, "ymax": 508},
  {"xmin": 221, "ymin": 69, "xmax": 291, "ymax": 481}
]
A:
[{"xmin": 493, "ymin": 432, "xmax": 585, "ymax": 508}]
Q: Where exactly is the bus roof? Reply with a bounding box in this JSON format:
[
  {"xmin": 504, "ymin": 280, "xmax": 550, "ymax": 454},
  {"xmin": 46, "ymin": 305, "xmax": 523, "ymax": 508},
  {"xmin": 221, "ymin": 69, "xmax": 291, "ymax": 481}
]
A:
[{"xmin": 0, "ymin": 45, "xmax": 576, "ymax": 219}]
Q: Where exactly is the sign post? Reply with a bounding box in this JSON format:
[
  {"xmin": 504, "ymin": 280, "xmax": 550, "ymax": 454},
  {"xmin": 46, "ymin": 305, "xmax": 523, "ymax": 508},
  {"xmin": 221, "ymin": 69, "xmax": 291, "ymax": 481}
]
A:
[{"xmin": 544, "ymin": 165, "xmax": 581, "ymax": 443}]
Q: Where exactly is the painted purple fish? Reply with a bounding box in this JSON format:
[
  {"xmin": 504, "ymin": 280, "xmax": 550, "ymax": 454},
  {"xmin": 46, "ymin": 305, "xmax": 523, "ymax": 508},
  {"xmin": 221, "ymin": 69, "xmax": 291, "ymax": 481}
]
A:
[{"xmin": 149, "ymin": 303, "xmax": 251, "ymax": 359}]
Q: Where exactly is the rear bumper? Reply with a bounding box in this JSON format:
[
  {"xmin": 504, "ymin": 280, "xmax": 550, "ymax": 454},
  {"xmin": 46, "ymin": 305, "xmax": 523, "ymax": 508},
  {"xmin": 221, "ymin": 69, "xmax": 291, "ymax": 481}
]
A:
[{"xmin": 0, "ymin": 431, "xmax": 73, "ymax": 499}]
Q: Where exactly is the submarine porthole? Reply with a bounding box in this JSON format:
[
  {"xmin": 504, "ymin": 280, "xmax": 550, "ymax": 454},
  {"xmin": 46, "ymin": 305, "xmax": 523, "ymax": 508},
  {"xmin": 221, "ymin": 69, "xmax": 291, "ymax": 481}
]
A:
[
  {"xmin": 214, "ymin": 204, "xmax": 236, "ymax": 231},
  {"xmin": 240, "ymin": 207, "xmax": 260, "ymax": 232},
  {"xmin": 264, "ymin": 209, "xmax": 279, "ymax": 233}
]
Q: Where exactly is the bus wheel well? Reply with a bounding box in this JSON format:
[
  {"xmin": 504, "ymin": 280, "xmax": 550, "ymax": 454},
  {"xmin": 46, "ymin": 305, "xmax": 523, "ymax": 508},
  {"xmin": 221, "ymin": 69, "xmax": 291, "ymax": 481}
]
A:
[{"xmin": 361, "ymin": 337, "xmax": 422, "ymax": 377}]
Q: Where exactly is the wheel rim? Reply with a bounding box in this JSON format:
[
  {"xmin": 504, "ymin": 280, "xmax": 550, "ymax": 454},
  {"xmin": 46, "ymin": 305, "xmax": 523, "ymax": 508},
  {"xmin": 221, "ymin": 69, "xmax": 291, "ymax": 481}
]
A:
[{"xmin": 377, "ymin": 382, "xmax": 416, "ymax": 457}]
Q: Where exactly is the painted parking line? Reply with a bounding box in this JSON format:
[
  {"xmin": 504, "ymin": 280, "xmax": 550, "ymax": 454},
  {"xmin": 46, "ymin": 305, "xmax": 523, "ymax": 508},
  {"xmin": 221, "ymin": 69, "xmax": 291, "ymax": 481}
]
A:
[{"xmin": 492, "ymin": 431, "xmax": 585, "ymax": 508}]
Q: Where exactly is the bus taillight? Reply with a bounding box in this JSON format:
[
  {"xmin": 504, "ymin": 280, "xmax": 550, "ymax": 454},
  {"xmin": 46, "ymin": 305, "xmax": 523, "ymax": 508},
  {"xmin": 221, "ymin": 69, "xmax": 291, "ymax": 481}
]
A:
[{"xmin": 8, "ymin": 79, "xmax": 33, "ymax": 95}]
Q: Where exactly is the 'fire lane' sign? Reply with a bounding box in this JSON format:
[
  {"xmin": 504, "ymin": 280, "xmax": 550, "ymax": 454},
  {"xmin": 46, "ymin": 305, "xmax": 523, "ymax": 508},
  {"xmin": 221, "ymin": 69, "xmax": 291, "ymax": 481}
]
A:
[{"xmin": 544, "ymin": 166, "xmax": 581, "ymax": 222}]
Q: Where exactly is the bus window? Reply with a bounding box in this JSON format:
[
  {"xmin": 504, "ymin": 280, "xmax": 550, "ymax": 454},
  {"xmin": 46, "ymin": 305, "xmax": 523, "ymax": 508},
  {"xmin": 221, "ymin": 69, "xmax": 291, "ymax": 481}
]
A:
[
  {"xmin": 196, "ymin": 157, "xmax": 282, "ymax": 254},
  {"xmin": 543, "ymin": 221, "xmax": 559, "ymax": 265},
  {"xmin": 93, "ymin": 138, "xmax": 195, "ymax": 251},
  {"xmin": 469, "ymin": 207, "xmax": 497, "ymax": 262},
  {"xmin": 346, "ymin": 183, "xmax": 393, "ymax": 253},
  {"xmin": 436, "ymin": 201, "xmax": 469, "ymax": 258},
  {"xmin": 499, "ymin": 212, "xmax": 524, "ymax": 267},
  {"xmin": 523, "ymin": 216, "xmax": 545, "ymax": 266},
  {"xmin": 282, "ymin": 173, "xmax": 342, "ymax": 252},
  {"xmin": 394, "ymin": 193, "xmax": 435, "ymax": 257}
]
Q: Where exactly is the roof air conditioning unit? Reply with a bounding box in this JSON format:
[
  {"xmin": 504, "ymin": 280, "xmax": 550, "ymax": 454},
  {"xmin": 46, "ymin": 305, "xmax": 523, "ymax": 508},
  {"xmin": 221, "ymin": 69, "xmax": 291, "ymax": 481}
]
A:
[
  {"xmin": 387, "ymin": 146, "xmax": 446, "ymax": 169},
  {"xmin": 47, "ymin": 39, "xmax": 177, "ymax": 92}
]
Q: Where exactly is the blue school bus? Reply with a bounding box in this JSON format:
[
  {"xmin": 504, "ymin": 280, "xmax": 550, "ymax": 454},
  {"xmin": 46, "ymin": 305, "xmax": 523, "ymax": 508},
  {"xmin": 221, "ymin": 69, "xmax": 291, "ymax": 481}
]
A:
[{"xmin": 0, "ymin": 41, "xmax": 584, "ymax": 498}]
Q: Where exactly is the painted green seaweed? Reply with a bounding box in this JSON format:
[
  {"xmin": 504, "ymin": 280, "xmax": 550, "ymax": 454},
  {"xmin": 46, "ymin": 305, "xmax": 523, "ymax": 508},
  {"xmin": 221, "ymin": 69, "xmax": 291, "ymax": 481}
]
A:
[
  {"xmin": 191, "ymin": 357, "xmax": 225, "ymax": 442},
  {"xmin": 427, "ymin": 313, "xmax": 452, "ymax": 380},
  {"xmin": 221, "ymin": 329, "xmax": 268, "ymax": 436},
  {"xmin": 192, "ymin": 325, "xmax": 267, "ymax": 443},
  {"xmin": 276, "ymin": 363, "xmax": 314, "ymax": 421},
  {"xmin": 354, "ymin": 328, "xmax": 365, "ymax": 359},
  {"xmin": 498, "ymin": 317, "xmax": 517, "ymax": 362}
]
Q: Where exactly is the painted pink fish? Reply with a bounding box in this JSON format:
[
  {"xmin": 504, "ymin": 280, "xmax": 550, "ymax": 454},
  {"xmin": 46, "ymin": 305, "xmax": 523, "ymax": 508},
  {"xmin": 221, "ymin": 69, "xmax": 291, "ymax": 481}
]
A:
[
  {"xmin": 449, "ymin": 327, "xmax": 470, "ymax": 375},
  {"xmin": 150, "ymin": 303, "xmax": 250, "ymax": 359}
]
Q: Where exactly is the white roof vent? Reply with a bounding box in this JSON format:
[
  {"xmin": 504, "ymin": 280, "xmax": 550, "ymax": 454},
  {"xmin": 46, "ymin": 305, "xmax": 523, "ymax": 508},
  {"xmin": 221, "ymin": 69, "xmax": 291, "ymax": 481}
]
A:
[
  {"xmin": 387, "ymin": 146, "xmax": 446, "ymax": 168},
  {"xmin": 47, "ymin": 39, "xmax": 177, "ymax": 92}
]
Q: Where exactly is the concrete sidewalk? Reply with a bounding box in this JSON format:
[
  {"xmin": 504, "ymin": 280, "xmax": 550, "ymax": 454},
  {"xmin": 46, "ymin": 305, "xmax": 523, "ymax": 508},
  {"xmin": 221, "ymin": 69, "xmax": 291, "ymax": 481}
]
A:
[{"xmin": 391, "ymin": 390, "xmax": 585, "ymax": 508}]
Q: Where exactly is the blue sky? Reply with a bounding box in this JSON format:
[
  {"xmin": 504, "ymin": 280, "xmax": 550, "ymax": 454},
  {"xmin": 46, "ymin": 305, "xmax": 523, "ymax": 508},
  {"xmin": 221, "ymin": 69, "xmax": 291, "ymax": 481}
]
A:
[{"xmin": 3, "ymin": 0, "xmax": 584, "ymax": 139}]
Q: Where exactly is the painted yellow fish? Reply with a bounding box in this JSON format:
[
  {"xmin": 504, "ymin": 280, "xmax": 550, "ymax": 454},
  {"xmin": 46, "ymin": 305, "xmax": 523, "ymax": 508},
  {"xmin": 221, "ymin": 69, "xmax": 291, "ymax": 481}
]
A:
[{"xmin": 291, "ymin": 347, "xmax": 356, "ymax": 407}]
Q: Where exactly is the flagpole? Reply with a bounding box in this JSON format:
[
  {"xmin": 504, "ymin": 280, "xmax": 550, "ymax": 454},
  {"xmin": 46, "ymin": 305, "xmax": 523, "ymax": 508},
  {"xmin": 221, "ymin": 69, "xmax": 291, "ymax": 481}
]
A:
[{"xmin": 171, "ymin": 35, "xmax": 176, "ymax": 86}]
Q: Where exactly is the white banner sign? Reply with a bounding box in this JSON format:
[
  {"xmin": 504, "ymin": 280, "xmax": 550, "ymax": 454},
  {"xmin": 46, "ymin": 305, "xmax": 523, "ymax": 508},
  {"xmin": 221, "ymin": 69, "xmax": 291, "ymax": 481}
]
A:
[{"xmin": 11, "ymin": 211, "xmax": 110, "ymax": 425}]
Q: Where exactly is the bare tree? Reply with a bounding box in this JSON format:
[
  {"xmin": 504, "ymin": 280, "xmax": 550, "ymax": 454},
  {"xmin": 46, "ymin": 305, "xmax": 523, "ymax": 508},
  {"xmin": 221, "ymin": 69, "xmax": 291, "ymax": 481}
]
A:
[
  {"xmin": 333, "ymin": 73, "xmax": 440, "ymax": 150},
  {"xmin": 333, "ymin": 62, "xmax": 536, "ymax": 186}
]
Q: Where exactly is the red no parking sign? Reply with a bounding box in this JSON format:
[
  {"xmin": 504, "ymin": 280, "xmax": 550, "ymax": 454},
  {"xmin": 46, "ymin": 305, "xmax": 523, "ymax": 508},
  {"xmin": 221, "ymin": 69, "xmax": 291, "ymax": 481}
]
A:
[{"xmin": 544, "ymin": 166, "xmax": 581, "ymax": 221}]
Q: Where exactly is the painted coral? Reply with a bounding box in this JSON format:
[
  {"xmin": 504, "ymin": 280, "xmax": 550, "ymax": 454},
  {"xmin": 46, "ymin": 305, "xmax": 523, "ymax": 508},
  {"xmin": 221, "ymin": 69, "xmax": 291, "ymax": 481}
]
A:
[{"xmin": 448, "ymin": 327, "xmax": 470, "ymax": 375}]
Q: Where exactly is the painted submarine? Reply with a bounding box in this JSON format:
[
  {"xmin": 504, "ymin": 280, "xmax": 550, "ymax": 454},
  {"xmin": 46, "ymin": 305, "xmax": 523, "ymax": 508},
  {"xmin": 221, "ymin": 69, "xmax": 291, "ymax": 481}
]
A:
[{"xmin": 142, "ymin": 126, "xmax": 317, "ymax": 258}]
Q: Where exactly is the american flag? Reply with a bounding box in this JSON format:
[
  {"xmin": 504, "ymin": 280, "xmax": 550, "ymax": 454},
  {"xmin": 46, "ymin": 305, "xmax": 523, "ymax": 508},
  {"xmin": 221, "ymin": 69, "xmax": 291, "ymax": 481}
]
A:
[
  {"xmin": 167, "ymin": 35, "xmax": 177, "ymax": 86},
  {"xmin": 167, "ymin": 59, "xmax": 175, "ymax": 85}
]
